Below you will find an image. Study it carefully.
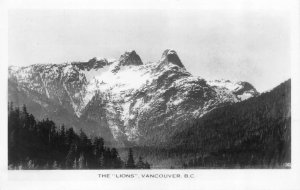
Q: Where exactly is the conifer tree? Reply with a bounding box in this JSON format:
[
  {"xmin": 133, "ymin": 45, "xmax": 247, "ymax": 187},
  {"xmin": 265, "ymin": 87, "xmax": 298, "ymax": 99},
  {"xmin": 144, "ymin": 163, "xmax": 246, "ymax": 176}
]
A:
[
  {"xmin": 111, "ymin": 148, "xmax": 122, "ymax": 168},
  {"xmin": 78, "ymin": 153, "xmax": 85, "ymax": 169},
  {"xmin": 136, "ymin": 156, "xmax": 144, "ymax": 169},
  {"xmin": 126, "ymin": 148, "xmax": 135, "ymax": 169},
  {"xmin": 98, "ymin": 152, "xmax": 104, "ymax": 168},
  {"xmin": 73, "ymin": 158, "xmax": 78, "ymax": 169},
  {"xmin": 66, "ymin": 144, "xmax": 77, "ymax": 169},
  {"xmin": 144, "ymin": 161, "xmax": 150, "ymax": 169},
  {"xmin": 52, "ymin": 161, "xmax": 59, "ymax": 169}
]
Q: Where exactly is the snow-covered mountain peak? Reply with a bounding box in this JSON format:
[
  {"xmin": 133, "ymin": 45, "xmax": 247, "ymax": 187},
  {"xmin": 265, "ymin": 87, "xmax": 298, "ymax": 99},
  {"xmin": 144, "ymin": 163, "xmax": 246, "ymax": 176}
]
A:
[
  {"xmin": 161, "ymin": 49, "xmax": 185, "ymax": 68},
  {"xmin": 119, "ymin": 50, "xmax": 143, "ymax": 66},
  {"xmin": 71, "ymin": 57, "xmax": 112, "ymax": 71}
]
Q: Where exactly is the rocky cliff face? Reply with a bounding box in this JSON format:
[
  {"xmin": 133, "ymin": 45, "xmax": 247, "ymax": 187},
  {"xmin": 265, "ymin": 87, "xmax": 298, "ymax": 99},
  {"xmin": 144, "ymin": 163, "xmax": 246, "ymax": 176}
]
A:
[{"xmin": 8, "ymin": 50, "xmax": 259, "ymax": 147}]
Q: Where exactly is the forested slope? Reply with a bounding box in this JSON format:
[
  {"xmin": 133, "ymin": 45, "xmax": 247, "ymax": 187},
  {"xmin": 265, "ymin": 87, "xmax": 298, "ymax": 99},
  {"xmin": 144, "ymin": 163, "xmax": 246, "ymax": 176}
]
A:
[{"xmin": 170, "ymin": 79, "xmax": 291, "ymax": 168}]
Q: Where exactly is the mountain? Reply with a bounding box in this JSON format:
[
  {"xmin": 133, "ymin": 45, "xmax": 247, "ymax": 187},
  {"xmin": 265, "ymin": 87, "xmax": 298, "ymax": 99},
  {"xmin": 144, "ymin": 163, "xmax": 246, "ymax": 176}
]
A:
[
  {"xmin": 8, "ymin": 49, "xmax": 258, "ymax": 147},
  {"xmin": 168, "ymin": 79, "xmax": 291, "ymax": 168}
]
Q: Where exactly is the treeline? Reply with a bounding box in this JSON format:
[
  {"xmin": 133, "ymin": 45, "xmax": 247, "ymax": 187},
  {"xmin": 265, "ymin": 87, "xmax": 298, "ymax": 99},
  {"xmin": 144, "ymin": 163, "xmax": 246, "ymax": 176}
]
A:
[
  {"xmin": 171, "ymin": 79, "xmax": 291, "ymax": 168},
  {"xmin": 8, "ymin": 102, "xmax": 150, "ymax": 169}
]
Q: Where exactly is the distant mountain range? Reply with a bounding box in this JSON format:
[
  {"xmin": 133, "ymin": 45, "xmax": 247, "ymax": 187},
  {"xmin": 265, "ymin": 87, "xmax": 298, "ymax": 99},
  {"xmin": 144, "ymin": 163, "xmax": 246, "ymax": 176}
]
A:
[{"xmin": 9, "ymin": 49, "xmax": 260, "ymax": 147}]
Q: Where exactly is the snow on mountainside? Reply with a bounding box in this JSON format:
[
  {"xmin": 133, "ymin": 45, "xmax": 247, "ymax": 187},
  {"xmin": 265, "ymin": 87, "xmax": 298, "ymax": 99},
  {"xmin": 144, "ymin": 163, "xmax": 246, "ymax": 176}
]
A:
[
  {"xmin": 8, "ymin": 49, "xmax": 259, "ymax": 147},
  {"xmin": 207, "ymin": 79, "xmax": 258, "ymax": 101}
]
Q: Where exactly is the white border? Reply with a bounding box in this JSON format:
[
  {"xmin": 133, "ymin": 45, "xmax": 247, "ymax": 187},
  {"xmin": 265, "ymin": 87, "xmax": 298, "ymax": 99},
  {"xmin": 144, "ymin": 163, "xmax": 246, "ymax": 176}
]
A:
[{"xmin": 1, "ymin": 0, "xmax": 299, "ymax": 190}]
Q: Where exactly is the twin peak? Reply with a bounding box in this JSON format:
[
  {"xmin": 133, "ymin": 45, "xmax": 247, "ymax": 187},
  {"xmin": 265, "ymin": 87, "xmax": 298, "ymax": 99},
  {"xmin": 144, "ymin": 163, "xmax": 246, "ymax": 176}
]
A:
[{"xmin": 88, "ymin": 49, "xmax": 185, "ymax": 69}]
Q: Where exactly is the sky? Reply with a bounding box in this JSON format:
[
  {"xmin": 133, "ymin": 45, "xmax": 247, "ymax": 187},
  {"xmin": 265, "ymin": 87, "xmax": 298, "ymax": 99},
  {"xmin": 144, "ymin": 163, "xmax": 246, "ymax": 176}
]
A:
[{"xmin": 8, "ymin": 9, "xmax": 291, "ymax": 92}]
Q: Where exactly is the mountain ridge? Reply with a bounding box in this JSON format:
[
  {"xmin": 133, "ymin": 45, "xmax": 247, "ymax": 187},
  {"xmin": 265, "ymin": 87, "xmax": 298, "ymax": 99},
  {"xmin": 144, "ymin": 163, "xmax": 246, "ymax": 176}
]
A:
[
  {"xmin": 169, "ymin": 79, "xmax": 291, "ymax": 168},
  {"xmin": 8, "ymin": 49, "xmax": 259, "ymax": 147}
]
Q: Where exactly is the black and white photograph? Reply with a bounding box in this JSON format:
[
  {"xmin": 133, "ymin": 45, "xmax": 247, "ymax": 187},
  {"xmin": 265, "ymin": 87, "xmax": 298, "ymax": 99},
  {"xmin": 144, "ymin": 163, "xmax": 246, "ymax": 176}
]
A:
[{"xmin": 1, "ymin": 0, "xmax": 300, "ymax": 189}]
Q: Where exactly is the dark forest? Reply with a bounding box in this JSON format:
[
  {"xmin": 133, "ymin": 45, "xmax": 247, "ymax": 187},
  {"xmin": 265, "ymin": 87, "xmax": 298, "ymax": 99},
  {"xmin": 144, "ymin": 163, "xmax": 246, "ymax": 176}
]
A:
[{"xmin": 8, "ymin": 103, "xmax": 150, "ymax": 169}]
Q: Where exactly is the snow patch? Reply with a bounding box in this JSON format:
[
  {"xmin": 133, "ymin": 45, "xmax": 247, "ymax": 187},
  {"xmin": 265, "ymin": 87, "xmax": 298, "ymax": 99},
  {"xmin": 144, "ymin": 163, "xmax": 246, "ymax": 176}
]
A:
[
  {"xmin": 238, "ymin": 92, "xmax": 253, "ymax": 101},
  {"xmin": 63, "ymin": 82, "xmax": 81, "ymax": 117},
  {"xmin": 39, "ymin": 73, "xmax": 50, "ymax": 98},
  {"xmin": 207, "ymin": 79, "xmax": 241, "ymax": 91}
]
